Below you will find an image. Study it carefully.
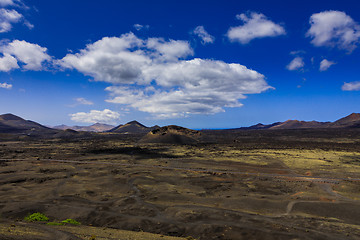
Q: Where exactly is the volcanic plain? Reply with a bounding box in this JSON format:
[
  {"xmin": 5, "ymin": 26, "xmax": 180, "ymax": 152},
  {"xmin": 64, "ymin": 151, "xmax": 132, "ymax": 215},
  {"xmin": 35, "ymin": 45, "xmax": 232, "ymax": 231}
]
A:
[{"xmin": 0, "ymin": 123, "xmax": 360, "ymax": 239}]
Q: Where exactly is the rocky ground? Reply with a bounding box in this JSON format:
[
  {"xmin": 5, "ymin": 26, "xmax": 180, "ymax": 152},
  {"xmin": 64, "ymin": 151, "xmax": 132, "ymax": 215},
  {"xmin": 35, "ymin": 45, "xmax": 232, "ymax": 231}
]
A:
[{"xmin": 0, "ymin": 129, "xmax": 360, "ymax": 239}]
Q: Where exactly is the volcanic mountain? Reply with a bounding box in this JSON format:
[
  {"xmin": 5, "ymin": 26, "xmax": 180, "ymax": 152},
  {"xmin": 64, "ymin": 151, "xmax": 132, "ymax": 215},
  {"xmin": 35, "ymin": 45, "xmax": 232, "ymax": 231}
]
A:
[
  {"xmin": 109, "ymin": 121, "xmax": 159, "ymax": 134},
  {"xmin": 236, "ymin": 122, "xmax": 282, "ymax": 130},
  {"xmin": 236, "ymin": 113, "xmax": 360, "ymax": 130},
  {"xmin": 233, "ymin": 120, "xmax": 328, "ymax": 130},
  {"xmin": 328, "ymin": 113, "xmax": 360, "ymax": 128},
  {"xmin": 139, "ymin": 125, "xmax": 202, "ymax": 144},
  {"xmin": 53, "ymin": 123, "xmax": 114, "ymax": 132},
  {"xmin": 0, "ymin": 113, "xmax": 57, "ymax": 135},
  {"xmin": 269, "ymin": 120, "xmax": 329, "ymax": 129}
]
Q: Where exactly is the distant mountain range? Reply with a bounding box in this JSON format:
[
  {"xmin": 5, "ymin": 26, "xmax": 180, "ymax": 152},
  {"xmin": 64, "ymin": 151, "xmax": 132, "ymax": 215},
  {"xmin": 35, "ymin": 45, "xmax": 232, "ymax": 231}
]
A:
[
  {"xmin": 53, "ymin": 120, "xmax": 160, "ymax": 134},
  {"xmin": 235, "ymin": 113, "xmax": 360, "ymax": 130},
  {"xmin": 53, "ymin": 123, "xmax": 114, "ymax": 132},
  {"xmin": 0, "ymin": 113, "xmax": 360, "ymax": 138}
]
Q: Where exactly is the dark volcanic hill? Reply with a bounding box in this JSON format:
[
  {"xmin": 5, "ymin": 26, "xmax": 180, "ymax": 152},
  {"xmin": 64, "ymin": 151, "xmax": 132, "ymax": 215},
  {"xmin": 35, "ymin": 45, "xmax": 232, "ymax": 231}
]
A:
[
  {"xmin": 235, "ymin": 122, "xmax": 282, "ymax": 130},
  {"xmin": 269, "ymin": 120, "xmax": 329, "ymax": 129},
  {"xmin": 0, "ymin": 113, "xmax": 57, "ymax": 135},
  {"xmin": 139, "ymin": 125, "xmax": 202, "ymax": 144},
  {"xmin": 53, "ymin": 123, "xmax": 114, "ymax": 132},
  {"xmin": 328, "ymin": 113, "xmax": 360, "ymax": 128},
  {"xmin": 109, "ymin": 120, "xmax": 159, "ymax": 134}
]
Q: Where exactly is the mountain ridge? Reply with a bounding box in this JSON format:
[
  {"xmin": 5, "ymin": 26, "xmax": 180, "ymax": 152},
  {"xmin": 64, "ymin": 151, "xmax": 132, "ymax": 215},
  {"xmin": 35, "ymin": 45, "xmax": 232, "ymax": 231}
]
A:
[
  {"xmin": 0, "ymin": 113, "xmax": 57, "ymax": 135},
  {"xmin": 53, "ymin": 123, "xmax": 114, "ymax": 132},
  {"xmin": 232, "ymin": 113, "xmax": 360, "ymax": 130},
  {"xmin": 1, "ymin": 113, "xmax": 360, "ymax": 135}
]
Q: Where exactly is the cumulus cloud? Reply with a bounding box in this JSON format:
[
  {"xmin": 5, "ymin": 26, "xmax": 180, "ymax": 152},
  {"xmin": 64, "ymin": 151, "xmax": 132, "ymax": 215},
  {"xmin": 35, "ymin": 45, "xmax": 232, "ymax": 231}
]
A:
[
  {"xmin": 60, "ymin": 33, "xmax": 193, "ymax": 83},
  {"xmin": 342, "ymin": 81, "xmax": 360, "ymax": 91},
  {"xmin": 107, "ymin": 87, "xmax": 227, "ymax": 119},
  {"xmin": 146, "ymin": 37, "xmax": 193, "ymax": 61},
  {"xmin": 60, "ymin": 33, "xmax": 272, "ymax": 119},
  {"xmin": 0, "ymin": 0, "xmax": 23, "ymax": 7},
  {"xmin": 307, "ymin": 10, "xmax": 360, "ymax": 52},
  {"xmin": 286, "ymin": 57, "xmax": 304, "ymax": 71},
  {"xmin": 1, "ymin": 40, "xmax": 51, "ymax": 70},
  {"xmin": 70, "ymin": 109, "xmax": 120, "ymax": 124},
  {"xmin": 319, "ymin": 59, "xmax": 336, "ymax": 71},
  {"xmin": 227, "ymin": 12, "xmax": 286, "ymax": 44},
  {"xmin": 0, "ymin": 82, "xmax": 12, "ymax": 89},
  {"xmin": 0, "ymin": 8, "xmax": 22, "ymax": 32},
  {"xmin": 60, "ymin": 33, "xmax": 148, "ymax": 84},
  {"xmin": 0, "ymin": 0, "xmax": 14, "ymax": 6},
  {"xmin": 0, "ymin": 53, "xmax": 18, "ymax": 71},
  {"xmin": 193, "ymin": 26, "xmax": 215, "ymax": 44},
  {"xmin": 105, "ymin": 58, "xmax": 271, "ymax": 118},
  {"xmin": 133, "ymin": 24, "xmax": 149, "ymax": 31}
]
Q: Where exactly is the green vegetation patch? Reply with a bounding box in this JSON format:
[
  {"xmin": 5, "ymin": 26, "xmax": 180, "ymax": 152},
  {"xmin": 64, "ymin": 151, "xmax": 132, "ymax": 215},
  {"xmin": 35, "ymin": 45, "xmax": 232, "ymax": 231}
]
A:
[
  {"xmin": 45, "ymin": 219, "xmax": 81, "ymax": 226},
  {"xmin": 46, "ymin": 222, "xmax": 64, "ymax": 226},
  {"xmin": 61, "ymin": 219, "xmax": 81, "ymax": 225},
  {"xmin": 24, "ymin": 212, "xmax": 49, "ymax": 222}
]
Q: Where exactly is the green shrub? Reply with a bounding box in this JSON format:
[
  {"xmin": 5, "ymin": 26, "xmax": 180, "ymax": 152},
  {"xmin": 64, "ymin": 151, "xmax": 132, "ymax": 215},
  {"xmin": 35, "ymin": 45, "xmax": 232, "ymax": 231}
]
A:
[
  {"xmin": 61, "ymin": 218, "xmax": 81, "ymax": 225},
  {"xmin": 24, "ymin": 212, "xmax": 49, "ymax": 222},
  {"xmin": 46, "ymin": 222, "xmax": 64, "ymax": 226}
]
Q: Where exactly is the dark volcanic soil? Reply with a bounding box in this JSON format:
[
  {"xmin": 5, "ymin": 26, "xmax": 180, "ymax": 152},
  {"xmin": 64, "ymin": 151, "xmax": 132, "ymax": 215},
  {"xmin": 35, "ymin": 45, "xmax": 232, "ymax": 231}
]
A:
[{"xmin": 0, "ymin": 129, "xmax": 360, "ymax": 239}]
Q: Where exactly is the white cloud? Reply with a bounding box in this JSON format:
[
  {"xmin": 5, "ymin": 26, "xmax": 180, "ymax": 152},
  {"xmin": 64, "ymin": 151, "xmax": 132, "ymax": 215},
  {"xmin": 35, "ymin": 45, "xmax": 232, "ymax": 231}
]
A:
[
  {"xmin": 286, "ymin": 57, "xmax": 304, "ymax": 71},
  {"xmin": 193, "ymin": 26, "xmax": 215, "ymax": 44},
  {"xmin": 319, "ymin": 59, "xmax": 336, "ymax": 71},
  {"xmin": 68, "ymin": 97, "xmax": 94, "ymax": 107},
  {"xmin": 290, "ymin": 50, "xmax": 305, "ymax": 55},
  {"xmin": 307, "ymin": 10, "xmax": 360, "ymax": 52},
  {"xmin": 60, "ymin": 33, "xmax": 147, "ymax": 84},
  {"xmin": 0, "ymin": 0, "xmax": 22, "ymax": 7},
  {"xmin": 342, "ymin": 81, "xmax": 360, "ymax": 91},
  {"xmin": 75, "ymin": 97, "xmax": 93, "ymax": 105},
  {"xmin": 59, "ymin": 33, "xmax": 194, "ymax": 83},
  {"xmin": 24, "ymin": 20, "xmax": 33, "ymax": 29},
  {"xmin": 0, "ymin": 8, "xmax": 22, "ymax": 32},
  {"xmin": 61, "ymin": 33, "xmax": 273, "ymax": 119},
  {"xmin": 0, "ymin": 82, "xmax": 12, "ymax": 89},
  {"xmin": 107, "ymin": 87, "xmax": 229, "ymax": 119},
  {"xmin": 1, "ymin": 40, "xmax": 51, "ymax": 70},
  {"xmin": 227, "ymin": 12, "xmax": 286, "ymax": 44},
  {"xmin": 106, "ymin": 58, "xmax": 272, "ymax": 118},
  {"xmin": 0, "ymin": 0, "xmax": 14, "ymax": 6},
  {"xmin": 70, "ymin": 109, "xmax": 120, "ymax": 124},
  {"xmin": 133, "ymin": 24, "xmax": 149, "ymax": 31},
  {"xmin": 146, "ymin": 37, "xmax": 193, "ymax": 61},
  {"xmin": 0, "ymin": 53, "xmax": 18, "ymax": 71}
]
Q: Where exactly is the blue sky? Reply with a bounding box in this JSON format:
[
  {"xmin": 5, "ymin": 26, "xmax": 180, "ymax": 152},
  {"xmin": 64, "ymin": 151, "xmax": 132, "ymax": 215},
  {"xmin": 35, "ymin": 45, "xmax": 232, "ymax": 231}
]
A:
[{"xmin": 1, "ymin": 0, "xmax": 360, "ymax": 129}]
